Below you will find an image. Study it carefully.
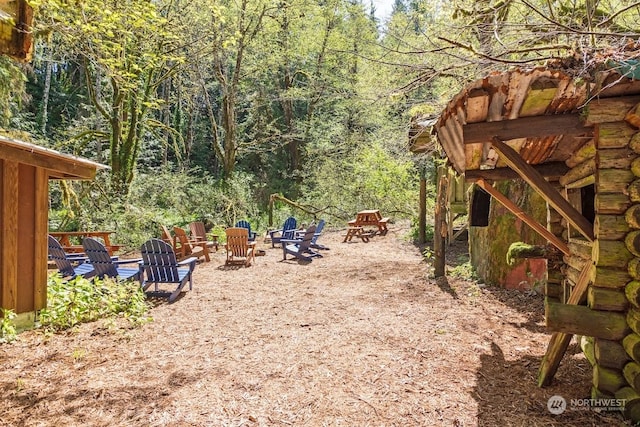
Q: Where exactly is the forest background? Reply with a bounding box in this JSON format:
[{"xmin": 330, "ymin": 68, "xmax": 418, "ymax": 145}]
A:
[{"xmin": 5, "ymin": 0, "xmax": 639, "ymax": 247}]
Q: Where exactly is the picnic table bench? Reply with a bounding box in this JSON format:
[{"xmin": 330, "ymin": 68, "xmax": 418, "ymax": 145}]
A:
[
  {"xmin": 342, "ymin": 210, "xmax": 389, "ymax": 242},
  {"xmin": 48, "ymin": 231, "xmax": 122, "ymax": 256}
]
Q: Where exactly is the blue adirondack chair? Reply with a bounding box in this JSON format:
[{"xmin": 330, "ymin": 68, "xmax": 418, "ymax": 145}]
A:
[
  {"xmin": 269, "ymin": 216, "xmax": 297, "ymax": 248},
  {"xmin": 282, "ymin": 224, "xmax": 320, "ymax": 262},
  {"xmin": 82, "ymin": 237, "xmax": 141, "ymax": 281},
  {"xmin": 310, "ymin": 219, "xmax": 329, "ymax": 251},
  {"xmin": 139, "ymin": 238, "xmax": 196, "ymax": 303},
  {"xmin": 48, "ymin": 235, "xmax": 95, "ymax": 279},
  {"xmin": 235, "ymin": 220, "xmax": 257, "ymax": 241}
]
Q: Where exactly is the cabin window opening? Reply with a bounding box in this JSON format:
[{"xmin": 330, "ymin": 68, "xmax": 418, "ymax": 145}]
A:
[
  {"xmin": 470, "ymin": 186, "xmax": 491, "ymax": 227},
  {"xmin": 581, "ymin": 184, "xmax": 595, "ymax": 225}
]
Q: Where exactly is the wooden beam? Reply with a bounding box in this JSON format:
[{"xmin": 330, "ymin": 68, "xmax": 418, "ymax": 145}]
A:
[
  {"xmin": 491, "ymin": 138, "xmax": 595, "ymax": 241},
  {"xmin": 0, "ymin": 144, "xmax": 97, "ymax": 180},
  {"xmin": 34, "ymin": 168, "xmax": 48, "ymax": 311},
  {"xmin": 475, "ymin": 178, "xmax": 570, "ymax": 255},
  {"xmin": 434, "ymin": 172, "xmax": 447, "ymax": 277},
  {"xmin": 1, "ymin": 160, "xmax": 18, "ymax": 311},
  {"xmin": 545, "ymin": 303, "xmax": 628, "ymax": 340},
  {"xmin": 464, "ymin": 162, "xmax": 569, "ymax": 182},
  {"xmin": 538, "ymin": 262, "xmax": 593, "ymax": 386},
  {"xmin": 463, "ymin": 114, "xmax": 589, "ymax": 144},
  {"xmin": 418, "ymin": 178, "xmax": 426, "ymax": 244}
]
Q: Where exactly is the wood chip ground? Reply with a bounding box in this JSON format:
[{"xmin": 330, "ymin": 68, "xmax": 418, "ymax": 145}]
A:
[{"xmin": 0, "ymin": 222, "xmax": 626, "ymax": 426}]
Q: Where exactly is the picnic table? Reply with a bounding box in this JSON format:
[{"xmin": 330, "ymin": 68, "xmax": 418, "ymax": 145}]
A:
[
  {"xmin": 343, "ymin": 210, "xmax": 389, "ymax": 242},
  {"xmin": 48, "ymin": 231, "xmax": 122, "ymax": 256}
]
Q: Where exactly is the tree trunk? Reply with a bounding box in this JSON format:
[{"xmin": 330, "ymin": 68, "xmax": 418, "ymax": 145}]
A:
[{"xmin": 41, "ymin": 54, "xmax": 52, "ymax": 135}]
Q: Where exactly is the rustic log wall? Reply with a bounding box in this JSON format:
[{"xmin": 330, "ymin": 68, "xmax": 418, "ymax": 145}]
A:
[
  {"xmin": 576, "ymin": 103, "xmax": 640, "ymax": 415},
  {"xmin": 617, "ymin": 108, "xmax": 640, "ymax": 415},
  {"xmin": 592, "ymin": 116, "xmax": 635, "ymax": 402}
]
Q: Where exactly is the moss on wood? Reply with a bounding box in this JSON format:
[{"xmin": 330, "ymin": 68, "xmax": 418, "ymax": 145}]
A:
[{"xmin": 506, "ymin": 242, "xmax": 547, "ymax": 265}]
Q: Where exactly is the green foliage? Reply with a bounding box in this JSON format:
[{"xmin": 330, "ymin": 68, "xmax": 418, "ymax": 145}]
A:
[
  {"xmin": 31, "ymin": 0, "xmax": 186, "ymax": 195},
  {"xmin": 506, "ymin": 242, "xmax": 546, "ymax": 266},
  {"xmin": 39, "ymin": 275, "xmax": 151, "ymax": 332},
  {"xmin": 0, "ymin": 56, "xmax": 27, "ymax": 128},
  {"xmin": 0, "ymin": 308, "xmax": 17, "ymax": 344},
  {"xmin": 449, "ymin": 261, "xmax": 478, "ymax": 281},
  {"xmin": 412, "ymin": 222, "xmax": 434, "ymax": 243},
  {"xmin": 301, "ymin": 140, "xmax": 418, "ymax": 222},
  {"xmin": 48, "ymin": 169, "xmax": 260, "ymax": 249}
]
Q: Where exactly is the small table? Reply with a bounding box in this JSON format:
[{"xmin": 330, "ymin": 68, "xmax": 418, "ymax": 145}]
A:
[
  {"xmin": 343, "ymin": 226, "xmax": 371, "ymax": 243},
  {"xmin": 49, "ymin": 231, "xmax": 121, "ymax": 256},
  {"xmin": 343, "ymin": 210, "xmax": 388, "ymax": 242}
]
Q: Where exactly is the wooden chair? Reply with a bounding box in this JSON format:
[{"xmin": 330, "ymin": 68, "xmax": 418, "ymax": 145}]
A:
[
  {"xmin": 310, "ymin": 219, "xmax": 329, "ymax": 250},
  {"xmin": 235, "ymin": 220, "xmax": 257, "ymax": 241},
  {"xmin": 282, "ymin": 224, "xmax": 320, "ymax": 262},
  {"xmin": 224, "ymin": 227, "xmax": 256, "ymax": 267},
  {"xmin": 188, "ymin": 221, "xmax": 219, "ymax": 251},
  {"xmin": 269, "ymin": 216, "xmax": 297, "ymax": 248},
  {"xmin": 82, "ymin": 238, "xmax": 141, "ymax": 281},
  {"xmin": 48, "ymin": 235, "xmax": 95, "ymax": 279},
  {"xmin": 139, "ymin": 238, "xmax": 196, "ymax": 303},
  {"xmin": 160, "ymin": 225, "xmax": 175, "ymax": 246},
  {"xmin": 173, "ymin": 226, "xmax": 209, "ymax": 262}
]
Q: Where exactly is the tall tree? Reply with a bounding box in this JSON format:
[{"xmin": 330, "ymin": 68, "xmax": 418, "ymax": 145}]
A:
[{"xmin": 31, "ymin": 0, "xmax": 184, "ymax": 195}]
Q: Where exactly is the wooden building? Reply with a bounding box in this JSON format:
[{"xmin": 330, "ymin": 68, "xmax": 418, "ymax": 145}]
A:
[
  {"xmin": 433, "ymin": 54, "xmax": 640, "ymax": 421},
  {"xmin": 0, "ymin": 0, "xmax": 33, "ymax": 62},
  {"xmin": 0, "ymin": 136, "xmax": 106, "ymax": 325}
]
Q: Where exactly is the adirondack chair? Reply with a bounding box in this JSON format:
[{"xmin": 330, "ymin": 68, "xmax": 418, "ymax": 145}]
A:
[
  {"xmin": 310, "ymin": 219, "xmax": 329, "ymax": 251},
  {"xmin": 48, "ymin": 235, "xmax": 95, "ymax": 279},
  {"xmin": 224, "ymin": 227, "xmax": 257, "ymax": 267},
  {"xmin": 139, "ymin": 238, "xmax": 196, "ymax": 303},
  {"xmin": 173, "ymin": 226, "xmax": 209, "ymax": 262},
  {"xmin": 235, "ymin": 220, "xmax": 257, "ymax": 241},
  {"xmin": 282, "ymin": 224, "xmax": 320, "ymax": 262},
  {"xmin": 82, "ymin": 237, "xmax": 141, "ymax": 281},
  {"xmin": 269, "ymin": 216, "xmax": 297, "ymax": 248},
  {"xmin": 160, "ymin": 225, "xmax": 176, "ymax": 248},
  {"xmin": 189, "ymin": 221, "xmax": 219, "ymax": 251}
]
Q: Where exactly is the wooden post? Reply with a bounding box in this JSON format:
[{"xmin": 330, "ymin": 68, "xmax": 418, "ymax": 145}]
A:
[
  {"xmin": 1, "ymin": 160, "xmax": 19, "ymax": 311},
  {"xmin": 434, "ymin": 173, "xmax": 447, "ymax": 277},
  {"xmin": 419, "ymin": 177, "xmax": 426, "ymax": 244},
  {"xmin": 538, "ymin": 262, "xmax": 592, "ymax": 386}
]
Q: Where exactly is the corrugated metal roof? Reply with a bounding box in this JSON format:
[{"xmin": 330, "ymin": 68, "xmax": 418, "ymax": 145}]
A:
[{"xmin": 432, "ymin": 63, "xmax": 640, "ymax": 176}]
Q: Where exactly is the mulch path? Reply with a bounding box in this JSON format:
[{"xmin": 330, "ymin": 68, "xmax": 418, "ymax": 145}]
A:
[{"xmin": 0, "ymin": 221, "xmax": 626, "ymax": 426}]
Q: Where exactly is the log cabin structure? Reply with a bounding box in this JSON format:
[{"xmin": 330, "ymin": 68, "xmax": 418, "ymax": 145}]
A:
[
  {"xmin": 433, "ymin": 53, "xmax": 640, "ymax": 421},
  {"xmin": 0, "ymin": 0, "xmax": 33, "ymax": 62},
  {"xmin": 0, "ymin": 136, "xmax": 106, "ymax": 326}
]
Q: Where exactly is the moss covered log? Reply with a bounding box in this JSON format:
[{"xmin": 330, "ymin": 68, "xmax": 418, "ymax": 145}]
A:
[
  {"xmin": 627, "ymin": 281, "xmax": 640, "ymax": 308},
  {"xmin": 624, "ymin": 333, "xmax": 640, "ymax": 362},
  {"xmin": 595, "ymin": 338, "xmax": 631, "ymax": 370},
  {"xmin": 597, "ymin": 168, "xmax": 635, "ymax": 194},
  {"xmin": 592, "ymin": 267, "xmax": 631, "ymax": 289},
  {"xmin": 595, "ymin": 214, "xmax": 631, "ymax": 241},
  {"xmin": 588, "ymin": 287, "xmax": 628, "ymax": 311},
  {"xmin": 616, "ymin": 386, "xmax": 640, "ymax": 420},
  {"xmin": 546, "ymin": 303, "xmax": 628, "ymax": 339},
  {"xmin": 594, "ymin": 364, "xmax": 626, "ymax": 394},
  {"xmin": 593, "ymin": 239, "xmax": 634, "ymax": 268}
]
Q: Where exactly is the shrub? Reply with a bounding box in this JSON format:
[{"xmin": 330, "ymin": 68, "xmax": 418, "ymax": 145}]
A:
[
  {"xmin": 0, "ymin": 308, "xmax": 17, "ymax": 343},
  {"xmin": 39, "ymin": 275, "xmax": 151, "ymax": 331}
]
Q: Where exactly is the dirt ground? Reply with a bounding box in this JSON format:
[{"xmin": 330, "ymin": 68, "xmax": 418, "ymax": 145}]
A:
[{"xmin": 0, "ymin": 221, "xmax": 628, "ymax": 426}]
